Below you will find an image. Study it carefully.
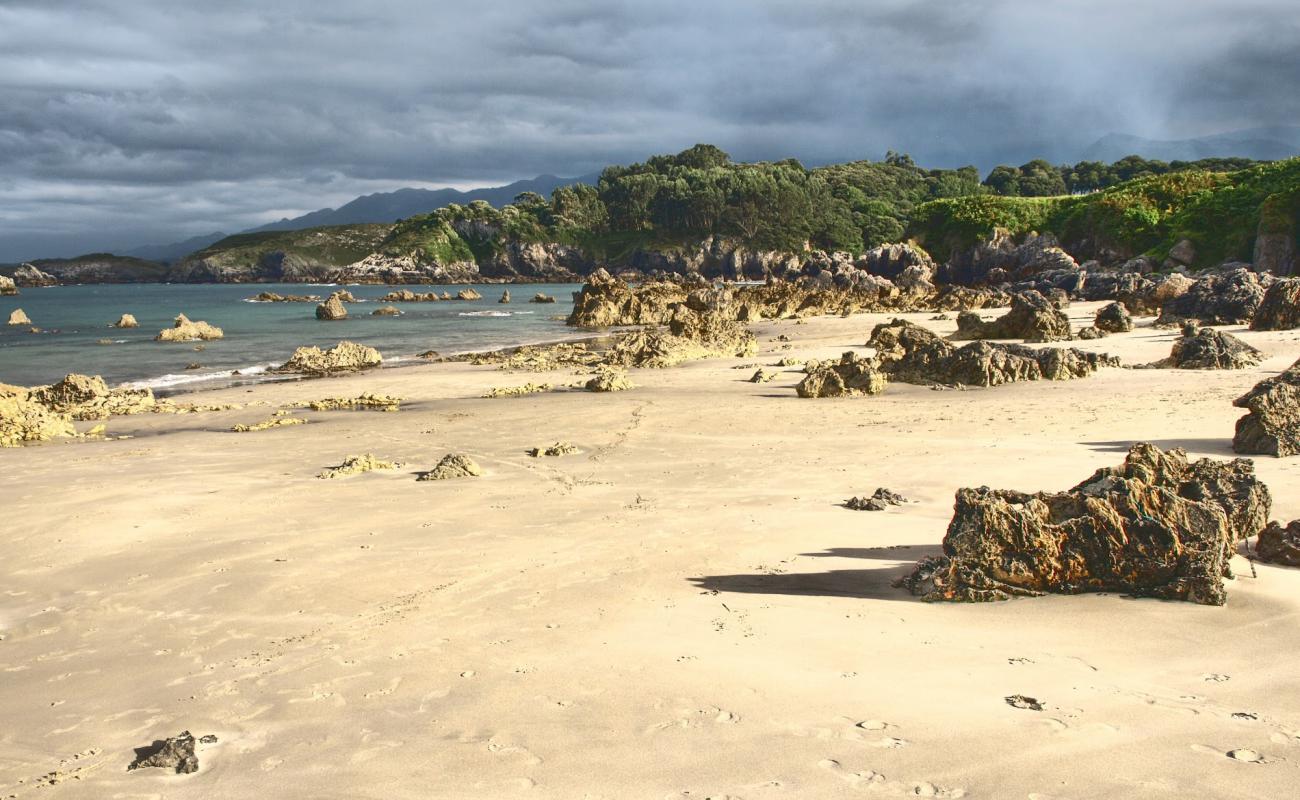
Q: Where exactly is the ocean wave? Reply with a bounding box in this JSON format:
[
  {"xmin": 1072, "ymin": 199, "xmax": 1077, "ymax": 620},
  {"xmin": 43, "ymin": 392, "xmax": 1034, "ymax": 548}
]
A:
[
  {"xmin": 120, "ymin": 362, "xmax": 275, "ymax": 391},
  {"xmin": 457, "ymin": 310, "xmax": 515, "ymax": 317}
]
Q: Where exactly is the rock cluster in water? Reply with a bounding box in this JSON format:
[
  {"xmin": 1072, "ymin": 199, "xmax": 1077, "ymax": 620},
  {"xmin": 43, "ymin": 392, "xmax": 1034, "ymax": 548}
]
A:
[
  {"xmin": 155, "ymin": 313, "xmax": 224, "ymax": 341},
  {"xmin": 315, "ymin": 291, "xmax": 349, "ymax": 320},
  {"xmin": 897, "ymin": 443, "xmax": 1271, "ymax": 605}
]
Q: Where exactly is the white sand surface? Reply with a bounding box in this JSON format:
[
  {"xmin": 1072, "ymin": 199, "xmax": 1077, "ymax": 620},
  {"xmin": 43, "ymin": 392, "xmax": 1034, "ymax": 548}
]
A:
[{"xmin": 3, "ymin": 301, "xmax": 1300, "ymax": 799}]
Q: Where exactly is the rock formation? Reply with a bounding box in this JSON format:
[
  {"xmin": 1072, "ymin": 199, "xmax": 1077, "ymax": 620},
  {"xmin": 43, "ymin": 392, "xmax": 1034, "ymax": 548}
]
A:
[
  {"xmin": 750, "ymin": 368, "xmax": 778, "ymax": 383},
  {"xmin": 0, "ymin": 386, "xmax": 77, "ymax": 447},
  {"xmin": 155, "ymin": 313, "xmax": 224, "ymax": 342},
  {"xmin": 231, "ymin": 416, "xmax": 306, "ymax": 432},
  {"xmin": 1249, "ymin": 277, "xmax": 1300, "ymax": 331},
  {"xmin": 292, "ymin": 393, "xmax": 401, "ymax": 412},
  {"xmin": 248, "ymin": 291, "xmax": 320, "ymax": 302},
  {"xmin": 466, "ymin": 342, "xmax": 602, "ymax": 372},
  {"xmin": 0, "ymin": 275, "xmax": 16, "ymax": 295},
  {"xmin": 112, "ymin": 313, "xmax": 139, "ymax": 328},
  {"xmin": 530, "ymin": 292, "xmax": 557, "ymax": 303},
  {"xmin": 275, "ymin": 341, "xmax": 383, "ymax": 375},
  {"xmin": 417, "ymin": 453, "xmax": 483, "ymax": 480},
  {"xmin": 952, "ymin": 291, "xmax": 1072, "ymax": 343},
  {"xmin": 29, "ymin": 373, "xmax": 157, "ymax": 419},
  {"xmin": 938, "ymin": 230, "xmax": 1080, "ymax": 286},
  {"xmin": 1256, "ymin": 520, "xmax": 1300, "ymax": 566},
  {"xmin": 456, "ymin": 288, "xmax": 483, "ymax": 301},
  {"xmin": 315, "ymin": 291, "xmax": 348, "ymax": 321},
  {"xmin": 371, "ymin": 305, "xmax": 402, "ymax": 316},
  {"xmin": 797, "ymin": 352, "xmax": 888, "ymax": 397},
  {"xmin": 585, "ymin": 367, "xmax": 634, "ymax": 392},
  {"xmin": 1144, "ymin": 325, "xmax": 1263, "ymax": 370},
  {"xmin": 318, "ymin": 453, "xmax": 399, "ymax": 479},
  {"xmin": 482, "ymin": 382, "xmax": 552, "ymax": 398},
  {"xmin": 529, "ymin": 442, "xmax": 578, "ymax": 457},
  {"xmin": 898, "ymin": 443, "xmax": 1271, "ymax": 605},
  {"xmin": 1233, "ymin": 358, "xmax": 1300, "ymax": 457},
  {"xmin": 846, "ymin": 488, "xmax": 907, "ymax": 510},
  {"xmin": 7, "ymin": 308, "xmax": 32, "ymax": 326},
  {"xmin": 1094, "ymin": 301, "xmax": 1133, "ymax": 333},
  {"xmin": 567, "ymin": 269, "xmax": 687, "ymax": 327},
  {"xmin": 379, "ymin": 289, "xmax": 443, "ymax": 302},
  {"xmin": 1156, "ymin": 268, "xmax": 1269, "ymax": 326},
  {"xmin": 12, "ymin": 263, "xmax": 57, "ymax": 287},
  {"xmin": 499, "ymin": 289, "xmax": 511, "ymax": 304},
  {"xmin": 127, "ymin": 731, "xmax": 215, "ymax": 774}
]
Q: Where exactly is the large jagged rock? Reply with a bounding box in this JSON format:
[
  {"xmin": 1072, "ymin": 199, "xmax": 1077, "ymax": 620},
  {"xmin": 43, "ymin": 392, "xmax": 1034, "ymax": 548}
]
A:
[
  {"xmin": 128, "ymin": 731, "xmax": 215, "ymax": 774},
  {"xmin": 1156, "ymin": 268, "xmax": 1269, "ymax": 326},
  {"xmin": 530, "ymin": 292, "xmax": 556, "ymax": 304},
  {"xmin": 931, "ymin": 285, "xmax": 1013, "ymax": 312},
  {"xmin": 0, "ymin": 386, "xmax": 76, "ymax": 447},
  {"xmin": 155, "ymin": 313, "xmax": 223, "ymax": 342},
  {"xmin": 868, "ymin": 319, "xmax": 1115, "ymax": 387},
  {"xmin": 1256, "ymin": 520, "xmax": 1300, "ymax": 566},
  {"xmin": 456, "ymin": 288, "xmax": 483, "ymax": 301},
  {"xmin": 1094, "ymin": 302, "xmax": 1133, "ymax": 333},
  {"xmin": 275, "ymin": 341, "xmax": 382, "ymax": 375},
  {"xmin": 112, "ymin": 313, "xmax": 139, "ymax": 328},
  {"xmin": 7, "ymin": 308, "xmax": 32, "ymax": 326},
  {"xmin": 566, "ymin": 269, "xmax": 688, "ymax": 327},
  {"xmin": 371, "ymin": 305, "xmax": 401, "ymax": 316},
  {"xmin": 952, "ymin": 291, "xmax": 1073, "ymax": 343},
  {"xmin": 417, "ymin": 453, "xmax": 483, "ymax": 480},
  {"xmin": 1145, "ymin": 326, "xmax": 1263, "ymax": 370},
  {"xmin": 898, "ymin": 444, "xmax": 1271, "ymax": 606},
  {"xmin": 1233, "ymin": 358, "xmax": 1300, "ymax": 456},
  {"xmin": 498, "ymin": 289, "xmax": 511, "ymax": 304},
  {"xmin": 12, "ymin": 263, "xmax": 57, "ymax": 287},
  {"xmin": 939, "ymin": 230, "xmax": 1080, "ymax": 286},
  {"xmin": 857, "ymin": 242, "xmax": 937, "ymax": 280},
  {"xmin": 315, "ymin": 291, "xmax": 348, "ymax": 321},
  {"xmin": 1250, "ymin": 277, "xmax": 1300, "ymax": 331},
  {"xmin": 0, "ymin": 275, "xmax": 16, "ymax": 295},
  {"xmin": 29, "ymin": 373, "xmax": 156, "ymax": 419},
  {"xmin": 1085, "ymin": 271, "xmax": 1194, "ymax": 316},
  {"xmin": 797, "ymin": 352, "xmax": 888, "ymax": 397}
]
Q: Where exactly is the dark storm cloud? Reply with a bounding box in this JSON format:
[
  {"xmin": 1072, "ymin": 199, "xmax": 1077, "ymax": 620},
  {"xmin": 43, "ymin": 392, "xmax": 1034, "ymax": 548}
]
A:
[{"xmin": 0, "ymin": 0, "xmax": 1293, "ymax": 259}]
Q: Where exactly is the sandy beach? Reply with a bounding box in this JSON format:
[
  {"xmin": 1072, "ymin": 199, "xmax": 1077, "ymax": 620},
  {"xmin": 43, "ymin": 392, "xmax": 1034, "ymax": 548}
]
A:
[{"xmin": 4, "ymin": 300, "xmax": 1300, "ymax": 799}]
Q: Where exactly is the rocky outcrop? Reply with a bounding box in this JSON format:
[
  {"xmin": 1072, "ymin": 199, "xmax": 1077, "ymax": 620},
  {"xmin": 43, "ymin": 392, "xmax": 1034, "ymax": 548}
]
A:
[
  {"xmin": 1094, "ymin": 301, "xmax": 1133, "ymax": 333},
  {"xmin": 12, "ymin": 263, "xmax": 58, "ymax": 287},
  {"xmin": 0, "ymin": 385, "xmax": 77, "ymax": 447},
  {"xmin": 379, "ymin": 289, "xmax": 443, "ymax": 302},
  {"xmin": 481, "ymin": 240, "xmax": 593, "ymax": 281},
  {"xmin": 952, "ymin": 290, "xmax": 1072, "ymax": 343},
  {"xmin": 371, "ymin": 305, "xmax": 402, "ymax": 316},
  {"xmin": 112, "ymin": 313, "xmax": 139, "ymax": 328},
  {"xmin": 1233, "ymin": 358, "xmax": 1300, "ymax": 457},
  {"xmin": 530, "ymin": 292, "xmax": 556, "ymax": 303},
  {"xmin": 417, "ymin": 453, "xmax": 483, "ymax": 480},
  {"xmin": 931, "ymin": 285, "xmax": 1013, "ymax": 312},
  {"xmin": 292, "ymin": 393, "xmax": 402, "ymax": 411},
  {"xmin": 938, "ymin": 230, "xmax": 1080, "ymax": 286},
  {"xmin": 127, "ymin": 731, "xmax": 215, "ymax": 774},
  {"xmin": 797, "ymin": 352, "xmax": 888, "ymax": 397},
  {"xmin": 567, "ymin": 269, "xmax": 688, "ymax": 327},
  {"xmin": 1145, "ymin": 326, "xmax": 1263, "ymax": 370},
  {"xmin": 318, "ymin": 453, "xmax": 399, "ymax": 479},
  {"xmin": 1254, "ymin": 230, "xmax": 1296, "ymax": 276},
  {"xmin": 482, "ymin": 382, "xmax": 552, "ymax": 398},
  {"xmin": 585, "ymin": 367, "xmax": 634, "ymax": 392},
  {"xmin": 155, "ymin": 313, "xmax": 224, "ymax": 342},
  {"xmin": 1156, "ymin": 268, "xmax": 1269, "ymax": 326},
  {"xmin": 858, "ymin": 242, "xmax": 936, "ymax": 281},
  {"xmin": 1083, "ymin": 271, "xmax": 1194, "ymax": 316},
  {"xmin": 1256, "ymin": 520, "xmax": 1300, "ymax": 566},
  {"xmin": 7, "ymin": 308, "xmax": 32, "ymax": 326},
  {"xmin": 498, "ymin": 289, "xmax": 511, "ymax": 304},
  {"xmin": 315, "ymin": 291, "xmax": 348, "ymax": 321},
  {"xmin": 331, "ymin": 252, "xmax": 480, "ymax": 285},
  {"xmin": 1250, "ymin": 278, "xmax": 1300, "ymax": 331},
  {"xmin": 29, "ymin": 373, "xmax": 156, "ymax": 419},
  {"xmin": 529, "ymin": 442, "xmax": 578, "ymax": 457},
  {"xmin": 456, "ymin": 288, "xmax": 483, "ymax": 301},
  {"xmin": 248, "ymin": 291, "xmax": 320, "ymax": 302},
  {"xmin": 0, "ymin": 275, "xmax": 16, "ymax": 295},
  {"xmin": 868, "ymin": 319, "xmax": 1116, "ymax": 387},
  {"xmin": 846, "ymin": 488, "xmax": 907, "ymax": 511},
  {"xmin": 1167, "ymin": 239, "xmax": 1196, "ymax": 267},
  {"xmin": 275, "ymin": 341, "xmax": 382, "ymax": 375},
  {"xmin": 898, "ymin": 443, "xmax": 1271, "ymax": 605},
  {"xmin": 466, "ymin": 342, "xmax": 602, "ymax": 372}
]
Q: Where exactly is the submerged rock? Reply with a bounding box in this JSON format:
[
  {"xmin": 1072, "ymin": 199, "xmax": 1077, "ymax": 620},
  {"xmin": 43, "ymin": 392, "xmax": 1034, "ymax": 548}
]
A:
[
  {"xmin": 1094, "ymin": 301, "xmax": 1133, "ymax": 333},
  {"xmin": 112, "ymin": 313, "xmax": 139, "ymax": 328},
  {"xmin": 127, "ymin": 731, "xmax": 215, "ymax": 774},
  {"xmin": 371, "ymin": 305, "xmax": 402, "ymax": 316},
  {"xmin": 315, "ymin": 292, "xmax": 348, "ymax": 321},
  {"xmin": 530, "ymin": 292, "xmax": 557, "ymax": 304},
  {"xmin": 952, "ymin": 291, "xmax": 1072, "ymax": 343},
  {"xmin": 1250, "ymin": 278, "xmax": 1300, "ymax": 331},
  {"xmin": 897, "ymin": 443, "xmax": 1271, "ymax": 605},
  {"xmin": 275, "ymin": 341, "xmax": 382, "ymax": 375},
  {"xmin": 7, "ymin": 308, "xmax": 32, "ymax": 326},
  {"xmin": 797, "ymin": 352, "xmax": 888, "ymax": 397},
  {"xmin": 1233, "ymin": 358, "xmax": 1300, "ymax": 457},
  {"xmin": 155, "ymin": 313, "xmax": 224, "ymax": 342},
  {"xmin": 318, "ymin": 453, "xmax": 399, "ymax": 479},
  {"xmin": 1256, "ymin": 520, "xmax": 1300, "ymax": 567},
  {"xmin": 417, "ymin": 453, "xmax": 483, "ymax": 480}
]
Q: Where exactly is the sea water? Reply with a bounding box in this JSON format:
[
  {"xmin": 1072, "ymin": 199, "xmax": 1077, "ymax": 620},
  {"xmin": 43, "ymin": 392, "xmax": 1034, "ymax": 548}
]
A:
[{"xmin": 0, "ymin": 283, "xmax": 583, "ymax": 391}]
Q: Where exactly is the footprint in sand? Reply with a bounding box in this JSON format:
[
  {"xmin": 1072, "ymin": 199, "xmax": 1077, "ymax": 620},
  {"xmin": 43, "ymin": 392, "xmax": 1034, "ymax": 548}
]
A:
[
  {"xmin": 1191, "ymin": 744, "xmax": 1271, "ymax": 764},
  {"xmin": 1203, "ymin": 673, "xmax": 1230, "ymax": 683}
]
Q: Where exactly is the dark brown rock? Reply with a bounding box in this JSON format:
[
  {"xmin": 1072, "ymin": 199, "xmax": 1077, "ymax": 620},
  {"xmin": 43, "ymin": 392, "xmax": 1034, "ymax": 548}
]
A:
[
  {"xmin": 1250, "ymin": 278, "xmax": 1300, "ymax": 331},
  {"xmin": 1256, "ymin": 520, "xmax": 1300, "ymax": 566},
  {"xmin": 1233, "ymin": 358, "xmax": 1300, "ymax": 457},
  {"xmin": 128, "ymin": 731, "xmax": 215, "ymax": 774},
  {"xmin": 797, "ymin": 352, "xmax": 888, "ymax": 397},
  {"xmin": 952, "ymin": 291, "xmax": 1073, "ymax": 343},
  {"xmin": 1094, "ymin": 301, "xmax": 1133, "ymax": 333}
]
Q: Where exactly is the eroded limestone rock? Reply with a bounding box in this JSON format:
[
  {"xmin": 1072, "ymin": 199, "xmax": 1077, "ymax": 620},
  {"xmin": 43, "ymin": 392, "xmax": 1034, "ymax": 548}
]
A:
[
  {"xmin": 275, "ymin": 341, "xmax": 382, "ymax": 375},
  {"xmin": 155, "ymin": 313, "xmax": 223, "ymax": 342},
  {"xmin": 1233, "ymin": 358, "xmax": 1300, "ymax": 457},
  {"xmin": 417, "ymin": 453, "xmax": 483, "ymax": 480}
]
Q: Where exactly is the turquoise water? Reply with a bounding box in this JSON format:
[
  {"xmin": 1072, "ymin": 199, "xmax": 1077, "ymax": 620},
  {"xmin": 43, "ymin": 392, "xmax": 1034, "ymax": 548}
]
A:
[{"xmin": 0, "ymin": 283, "xmax": 581, "ymax": 391}]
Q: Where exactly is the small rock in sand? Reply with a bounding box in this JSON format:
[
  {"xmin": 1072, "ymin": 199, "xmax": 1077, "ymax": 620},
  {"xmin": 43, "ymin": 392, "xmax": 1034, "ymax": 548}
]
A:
[
  {"xmin": 585, "ymin": 367, "xmax": 634, "ymax": 392},
  {"xmin": 529, "ymin": 441, "xmax": 578, "ymax": 457},
  {"xmin": 231, "ymin": 416, "xmax": 306, "ymax": 432},
  {"xmin": 750, "ymin": 368, "xmax": 778, "ymax": 383},
  {"xmin": 417, "ymin": 453, "xmax": 483, "ymax": 481},
  {"xmin": 482, "ymin": 383, "xmax": 552, "ymax": 398},
  {"xmin": 318, "ymin": 453, "xmax": 399, "ymax": 479},
  {"xmin": 1005, "ymin": 695, "xmax": 1043, "ymax": 711},
  {"xmin": 127, "ymin": 731, "xmax": 215, "ymax": 774},
  {"xmin": 845, "ymin": 488, "xmax": 907, "ymax": 511},
  {"xmin": 1256, "ymin": 519, "xmax": 1300, "ymax": 566}
]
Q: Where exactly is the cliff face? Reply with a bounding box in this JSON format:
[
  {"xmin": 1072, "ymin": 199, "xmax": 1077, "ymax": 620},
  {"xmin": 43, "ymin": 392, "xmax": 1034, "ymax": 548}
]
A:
[{"xmin": 167, "ymin": 225, "xmax": 393, "ymax": 283}]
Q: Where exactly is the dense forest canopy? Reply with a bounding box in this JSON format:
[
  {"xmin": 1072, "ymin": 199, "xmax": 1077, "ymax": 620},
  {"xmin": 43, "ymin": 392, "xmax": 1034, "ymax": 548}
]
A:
[{"xmin": 383, "ymin": 145, "xmax": 1290, "ymax": 268}]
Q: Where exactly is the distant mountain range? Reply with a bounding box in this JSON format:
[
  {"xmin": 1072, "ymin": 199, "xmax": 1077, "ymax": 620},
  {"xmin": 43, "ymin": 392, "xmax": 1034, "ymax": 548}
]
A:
[
  {"xmin": 1082, "ymin": 125, "xmax": 1300, "ymax": 164},
  {"xmin": 124, "ymin": 173, "xmax": 598, "ymax": 264}
]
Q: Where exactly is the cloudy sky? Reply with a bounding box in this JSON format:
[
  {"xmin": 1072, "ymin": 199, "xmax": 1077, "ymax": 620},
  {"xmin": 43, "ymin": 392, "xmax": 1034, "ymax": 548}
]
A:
[{"xmin": 1, "ymin": 0, "xmax": 1296, "ymax": 260}]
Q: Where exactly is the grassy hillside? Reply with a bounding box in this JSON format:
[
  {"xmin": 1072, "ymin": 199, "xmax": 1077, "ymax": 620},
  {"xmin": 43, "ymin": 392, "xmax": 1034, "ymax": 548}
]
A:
[
  {"xmin": 180, "ymin": 224, "xmax": 393, "ymax": 268},
  {"xmin": 908, "ymin": 158, "xmax": 1300, "ymax": 266}
]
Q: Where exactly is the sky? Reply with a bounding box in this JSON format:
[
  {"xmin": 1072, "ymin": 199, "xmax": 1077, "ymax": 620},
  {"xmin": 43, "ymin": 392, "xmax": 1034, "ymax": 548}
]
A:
[{"xmin": 1, "ymin": 0, "xmax": 1297, "ymax": 261}]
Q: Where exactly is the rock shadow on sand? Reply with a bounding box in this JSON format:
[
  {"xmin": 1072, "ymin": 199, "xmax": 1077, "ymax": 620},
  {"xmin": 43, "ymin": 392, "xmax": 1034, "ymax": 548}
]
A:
[
  {"xmin": 1082, "ymin": 438, "xmax": 1235, "ymax": 456},
  {"xmin": 691, "ymin": 546, "xmax": 941, "ymax": 601}
]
